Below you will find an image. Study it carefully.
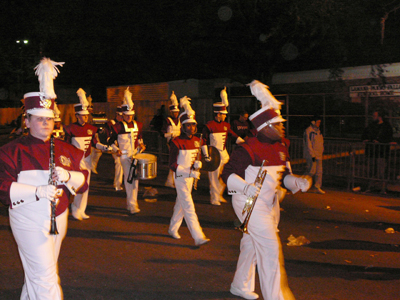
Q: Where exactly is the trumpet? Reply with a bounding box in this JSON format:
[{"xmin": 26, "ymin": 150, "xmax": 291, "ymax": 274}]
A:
[{"xmin": 238, "ymin": 160, "xmax": 268, "ymax": 234}]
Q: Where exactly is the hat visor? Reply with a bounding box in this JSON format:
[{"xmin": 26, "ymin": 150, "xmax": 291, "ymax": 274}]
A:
[
  {"xmin": 182, "ymin": 119, "xmax": 197, "ymax": 124},
  {"xmin": 27, "ymin": 109, "xmax": 54, "ymax": 118},
  {"xmin": 123, "ymin": 111, "xmax": 135, "ymax": 115},
  {"xmin": 214, "ymin": 110, "xmax": 228, "ymax": 114},
  {"xmin": 76, "ymin": 110, "xmax": 90, "ymax": 115},
  {"xmin": 256, "ymin": 115, "xmax": 286, "ymax": 132}
]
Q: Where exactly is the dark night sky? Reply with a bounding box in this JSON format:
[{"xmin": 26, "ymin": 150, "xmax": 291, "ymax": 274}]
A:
[{"xmin": 2, "ymin": 0, "xmax": 400, "ymax": 102}]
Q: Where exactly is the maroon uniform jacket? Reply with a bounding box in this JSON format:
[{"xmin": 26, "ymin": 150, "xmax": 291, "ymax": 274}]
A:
[
  {"xmin": 221, "ymin": 136, "xmax": 291, "ymax": 183},
  {"xmin": 0, "ymin": 134, "xmax": 89, "ymax": 216},
  {"xmin": 64, "ymin": 122, "xmax": 99, "ymax": 157},
  {"xmin": 202, "ymin": 120, "xmax": 239, "ymax": 151}
]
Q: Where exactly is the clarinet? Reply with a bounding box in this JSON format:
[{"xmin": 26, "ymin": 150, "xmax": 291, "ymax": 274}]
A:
[
  {"xmin": 49, "ymin": 135, "xmax": 59, "ymax": 235},
  {"xmin": 193, "ymin": 134, "xmax": 203, "ymax": 190}
]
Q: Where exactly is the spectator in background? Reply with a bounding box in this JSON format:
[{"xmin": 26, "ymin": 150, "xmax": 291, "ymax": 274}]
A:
[
  {"xmin": 231, "ymin": 109, "xmax": 253, "ymax": 141},
  {"xmin": 303, "ymin": 114, "xmax": 325, "ymax": 194},
  {"xmin": 362, "ymin": 110, "xmax": 394, "ymax": 193},
  {"xmin": 150, "ymin": 104, "xmax": 167, "ymax": 136}
]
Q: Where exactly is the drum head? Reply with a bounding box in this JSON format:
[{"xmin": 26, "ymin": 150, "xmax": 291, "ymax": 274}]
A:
[{"xmin": 136, "ymin": 153, "xmax": 157, "ymax": 162}]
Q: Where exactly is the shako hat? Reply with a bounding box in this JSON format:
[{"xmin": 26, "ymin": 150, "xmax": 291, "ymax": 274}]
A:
[
  {"xmin": 179, "ymin": 96, "xmax": 196, "ymax": 124},
  {"xmin": 247, "ymin": 80, "xmax": 286, "ymax": 132},
  {"xmin": 121, "ymin": 87, "xmax": 135, "ymax": 115},
  {"xmin": 74, "ymin": 88, "xmax": 90, "ymax": 115},
  {"xmin": 169, "ymin": 91, "xmax": 180, "ymax": 112},
  {"xmin": 25, "ymin": 57, "xmax": 64, "ymax": 118},
  {"xmin": 213, "ymin": 86, "xmax": 229, "ymax": 114},
  {"xmin": 116, "ymin": 106, "xmax": 123, "ymax": 115}
]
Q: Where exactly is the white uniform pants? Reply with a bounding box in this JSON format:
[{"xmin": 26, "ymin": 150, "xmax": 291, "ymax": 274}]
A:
[
  {"xmin": 112, "ymin": 153, "xmax": 123, "ymax": 189},
  {"xmin": 121, "ymin": 156, "xmax": 139, "ymax": 212},
  {"xmin": 231, "ymin": 196, "xmax": 294, "ymax": 300},
  {"xmin": 208, "ymin": 149, "xmax": 229, "ymax": 203},
  {"xmin": 72, "ymin": 156, "xmax": 91, "ymax": 214},
  {"xmin": 89, "ymin": 147, "xmax": 102, "ymax": 172},
  {"xmin": 9, "ymin": 200, "xmax": 68, "ymax": 300},
  {"xmin": 169, "ymin": 177, "xmax": 206, "ymax": 241},
  {"xmin": 305, "ymin": 158, "xmax": 323, "ymax": 188}
]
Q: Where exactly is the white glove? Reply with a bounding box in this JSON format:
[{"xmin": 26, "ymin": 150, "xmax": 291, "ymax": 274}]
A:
[
  {"xmin": 189, "ymin": 170, "xmax": 201, "ymax": 179},
  {"xmin": 243, "ymin": 183, "xmax": 260, "ymax": 198},
  {"xmin": 227, "ymin": 174, "xmax": 260, "ymax": 197},
  {"xmin": 96, "ymin": 143, "xmax": 110, "ymax": 151},
  {"xmin": 297, "ymin": 176, "xmax": 312, "ymax": 192},
  {"xmin": 55, "ymin": 166, "xmax": 70, "ymax": 183},
  {"xmin": 193, "ymin": 160, "xmax": 202, "ymax": 170},
  {"xmin": 201, "ymin": 145, "xmax": 211, "ymax": 162},
  {"xmin": 284, "ymin": 174, "xmax": 312, "ymax": 194},
  {"xmin": 36, "ymin": 185, "xmax": 57, "ymax": 201}
]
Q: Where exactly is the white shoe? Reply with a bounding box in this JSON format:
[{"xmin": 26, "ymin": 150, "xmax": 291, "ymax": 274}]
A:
[
  {"xmin": 81, "ymin": 212, "xmax": 90, "ymax": 219},
  {"xmin": 168, "ymin": 229, "xmax": 181, "ymax": 239},
  {"xmin": 129, "ymin": 208, "xmax": 140, "ymax": 215},
  {"xmin": 115, "ymin": 186, "xmax": 123, "ymax": 191},
  {"xmin": 211, "ymin": 201, "xmax": 221, "ymax": 206},
  {"xmin": 230, "ymin": 285, "xmax": 259, "ymax": 300},
  {"xmin": 195, "ymin": 238, "xmax": 210, "ymax": 246},
  {"xmin": 219, "ymin": 197, "xmax": 227, "ymax": 203},
  {"xmin": 71, "ymin": 206, "xmax": 83, "ymax": 221},
  {"xmin": 316, "ymin": 187, "xmax": 325, "ymax": 194}
]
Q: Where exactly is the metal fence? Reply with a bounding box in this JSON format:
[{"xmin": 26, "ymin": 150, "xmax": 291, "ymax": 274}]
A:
[
  {"xmin": 142, "ymin": 131, "xmax": 400, "ymax": 192},
  {"xmin": 289, "ymin": 138, "xmax": 400, "ymax": 192}
]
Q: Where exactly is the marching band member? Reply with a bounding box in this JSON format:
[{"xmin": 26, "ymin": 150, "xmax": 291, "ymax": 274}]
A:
[
  {"xmin": 107, "ymin": 106, "xmax": 124, "ymax": 191},
  {"xmin": 109, "ymin": 88, "xmax": 145, "ymax": 215},
  {"xmin": 64, "ymin": 88, "xmax": 111, "ymax": 220},
  {"xmin": 53, "ymin": 102, "xmax": 65, "ymax": 139},
  {"xmin": 163, "ymin": 91, "xmax": 181, "ymax": 188},
  {"xmin": 168, "ymin": 96, "xmax": 210, "ymax": 246},
  {"xmin": 222, "ymin": 80, "xmax": 311, "ymax": 300},
  {"xmin": 0, "ymin": 58, "xmax": 88, "ymax": 300},
  {"xmin": 202, "ymin": 87, "xmax": 244, "ymax": 205}
]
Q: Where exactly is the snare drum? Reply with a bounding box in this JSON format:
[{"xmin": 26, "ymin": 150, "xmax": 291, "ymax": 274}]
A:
[{"xmin": 135, "ymin": 153, "xmax": 157, "ymax": 180}]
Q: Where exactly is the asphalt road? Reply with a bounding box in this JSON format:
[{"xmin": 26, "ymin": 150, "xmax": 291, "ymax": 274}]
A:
[{"xmin": 1, "ymin": 151, "xmax": 400, "ymax": 300}]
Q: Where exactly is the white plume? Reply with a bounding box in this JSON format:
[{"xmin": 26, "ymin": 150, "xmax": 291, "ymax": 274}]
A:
[
  {"xmin": 34, "ymin": 57, "xmax": 64, "ymax": 99},
  {"xmin": 170, "ymin": 91, "xmax": 178, "ymax": 107},
  {"xmin": 76, "ymin": 88, "xmax": 89, "ymax": 107},
  {"xmin": 220, "ymin": 86, "xmax": 229, "ymax": 107},
  {"xmin": 247, "ymin": 80, "xmax": 282, "ymax": 110},
  {"xmin": 180, "ymin": 96, "xmax": 194, "ymax": 116},
  {"xmin": 123, "ymin": 87, "xmax": 134, "ymax": 110}
]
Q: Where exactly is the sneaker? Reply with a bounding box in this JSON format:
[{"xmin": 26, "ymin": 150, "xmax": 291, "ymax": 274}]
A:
[
  {"xmin": 168, "ymin": 229, "xmax": 181, "ymax": 239},
  {"xmin": 316, "ymin": 187, "xmax": 325, "ymax": 194},
  {"xmin": 115, "ymin": 186, "xmax": 123, "ymax": 191},
  {"xmin": 195, "ymin": 238, "xmax": 210, "ymax": 246},
  {"xmin": 81, "ymin": 212, "xmax": 90, "ymax": 219},
  {"xmin": 230, "ymin": 285, "xmax": 259, "ymax": 300},
  {"xmin": 211, "ymin": 201, "xmax": 221, "ymax": 206}
]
